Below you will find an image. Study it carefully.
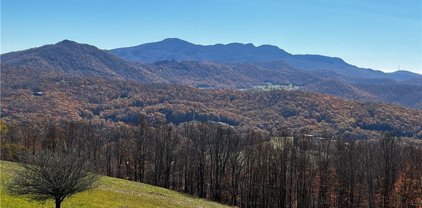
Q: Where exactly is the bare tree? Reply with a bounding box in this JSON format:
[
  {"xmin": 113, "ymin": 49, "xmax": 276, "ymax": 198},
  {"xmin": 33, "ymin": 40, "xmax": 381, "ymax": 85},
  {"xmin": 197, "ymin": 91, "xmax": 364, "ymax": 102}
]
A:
[
  {"xmin": 380, "ymin": 133, "xmax": 401, "ymax": 208},
  {"xmin": 6, "ymin": 150, "xmax": 99, "ymax": 208},
  {"xmin": 4, "ymin": 120, "xmax": 422, "ymax": 207}
]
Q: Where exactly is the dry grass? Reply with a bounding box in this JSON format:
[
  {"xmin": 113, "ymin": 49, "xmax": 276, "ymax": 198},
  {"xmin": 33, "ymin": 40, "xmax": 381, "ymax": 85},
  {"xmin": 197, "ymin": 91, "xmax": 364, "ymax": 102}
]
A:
[{"xmin": 0, "ymin": 160, "xmax": 229, "ymax": 208}]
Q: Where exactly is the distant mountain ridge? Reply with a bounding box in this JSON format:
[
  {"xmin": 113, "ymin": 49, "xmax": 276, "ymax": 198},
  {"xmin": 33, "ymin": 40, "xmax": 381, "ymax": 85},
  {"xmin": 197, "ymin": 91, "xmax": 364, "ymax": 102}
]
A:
[
  {"xmin": 1, "ymin": 39, "xmax": 422, "ymax": 109},
  {"xmin": 387, "ymin": 70, "xmax": 422, "ymax": 81},
  {"xmin": 111, "ymin": 38, "xmax": 290, "ymax": 63},
  {"xmin": 110, "ymin": 38, "xmax": 421, "ymax": 80}
]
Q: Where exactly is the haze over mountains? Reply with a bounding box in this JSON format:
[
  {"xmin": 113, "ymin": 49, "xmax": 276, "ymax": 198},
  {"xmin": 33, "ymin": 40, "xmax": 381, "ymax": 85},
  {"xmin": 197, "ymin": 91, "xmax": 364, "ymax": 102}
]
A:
[
  {"xmin": 111, "ymin": 38, "xmax": 422, "ymax": 80},
  {"xmin": 110, "ymin": 38, "xmax": 422, "ymax": 108},
  {"xmin": 1, "ymin": 39, "xmax": 422, "ymax": 110},
  {"xmin": 111, "ymin": 38, "xmax": 422, "ymax": 108}
]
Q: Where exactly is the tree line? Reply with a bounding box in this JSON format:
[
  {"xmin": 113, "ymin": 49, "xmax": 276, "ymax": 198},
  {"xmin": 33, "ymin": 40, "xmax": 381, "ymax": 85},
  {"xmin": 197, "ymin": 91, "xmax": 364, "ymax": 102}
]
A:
[{"xmin": 1, "ymin": 119, "xmax": 421, "ymax": 208}]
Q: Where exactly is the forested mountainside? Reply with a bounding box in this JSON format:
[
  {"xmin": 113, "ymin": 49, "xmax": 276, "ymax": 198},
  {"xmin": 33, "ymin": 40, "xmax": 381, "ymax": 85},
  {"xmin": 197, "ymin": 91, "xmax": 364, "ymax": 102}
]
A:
[
  {"xmin": 1, "ymin": 40, "xmax": 422, "ymax": 208},
  {"xmin": 1, "ymin": 40, "xmax": 164, "ymax": 83},
  {"xmin": 2, "ymin": 73, "xmax": 422, "ymax": 139},
  {"xmin": 2, "ymin": 40, "xmax": 422, "ymax": 109},
  {"xmin": 2, "ymin": 40, "xmax": 422, "ymax": 139},
  {"xmin": 111, "ymin": 38, "xmax": 422, "ymax": 109},
  {"xmin": 111, "ymin": 38, "xmax": 422, "ymax": 80}
]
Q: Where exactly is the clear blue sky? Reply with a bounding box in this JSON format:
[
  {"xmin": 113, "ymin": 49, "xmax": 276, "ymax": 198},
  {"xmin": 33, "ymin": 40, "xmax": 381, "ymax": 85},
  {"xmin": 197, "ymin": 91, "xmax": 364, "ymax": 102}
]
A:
[{"xmin": 1, "ymin": 0, "xmax": 421, "ymax": 73}]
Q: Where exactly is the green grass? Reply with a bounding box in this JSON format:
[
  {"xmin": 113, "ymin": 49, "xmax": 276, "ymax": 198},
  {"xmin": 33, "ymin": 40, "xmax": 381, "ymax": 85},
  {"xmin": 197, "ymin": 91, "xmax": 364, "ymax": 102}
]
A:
[{"xmin": 0, "ymin": 160, "xmax": 230, "ymax": 208}]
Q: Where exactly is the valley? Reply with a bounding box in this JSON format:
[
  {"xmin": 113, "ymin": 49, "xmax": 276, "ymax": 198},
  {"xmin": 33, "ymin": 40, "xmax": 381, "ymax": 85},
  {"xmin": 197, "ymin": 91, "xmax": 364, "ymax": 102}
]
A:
[
  {"xmin": 1, "ymin": 39, "xmax": 421, "ymax": 208},
  {"xmin": 2, "ymin": 1, "xmax": 421, "ymax": 207}
]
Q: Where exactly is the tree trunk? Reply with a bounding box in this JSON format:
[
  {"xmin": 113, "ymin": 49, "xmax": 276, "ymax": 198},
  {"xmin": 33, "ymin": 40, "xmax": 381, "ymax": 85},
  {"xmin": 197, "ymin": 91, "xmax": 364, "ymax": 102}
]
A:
[{"xmin": 55, "ymin": 198, "xmax": 61, "ymax": 208}]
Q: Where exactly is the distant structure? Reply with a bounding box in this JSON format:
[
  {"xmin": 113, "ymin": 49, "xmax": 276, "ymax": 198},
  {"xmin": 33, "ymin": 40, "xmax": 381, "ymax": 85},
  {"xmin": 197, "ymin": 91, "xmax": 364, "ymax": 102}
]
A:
[
  {"xmin": 251, "ymin": 83, "xmax": 299, "ymax": 91},
  {"xmin": 33, "ymin": 91, "xmax": 43, "ymax": 96}
]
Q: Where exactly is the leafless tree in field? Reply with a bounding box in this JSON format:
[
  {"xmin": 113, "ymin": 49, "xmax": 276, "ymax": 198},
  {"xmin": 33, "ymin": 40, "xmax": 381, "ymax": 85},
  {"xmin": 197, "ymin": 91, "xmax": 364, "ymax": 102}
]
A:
[{"xmin": 6, "ymin": 150, "xmax": 99, "ymax": 208}]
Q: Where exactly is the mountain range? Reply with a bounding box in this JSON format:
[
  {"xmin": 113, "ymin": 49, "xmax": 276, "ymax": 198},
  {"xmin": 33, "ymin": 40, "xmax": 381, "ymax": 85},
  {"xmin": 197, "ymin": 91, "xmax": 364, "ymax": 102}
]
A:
[
  {"xmin": 1, "ymin": 39, "xmax": 422, "ymax": 138},
  {"xmin": 2, "ymin": 39, "xmax": 420, "ymax": 109},
  {"xmin": 111, "ymin": 38, "xmax": 422, "ymax": 81}
]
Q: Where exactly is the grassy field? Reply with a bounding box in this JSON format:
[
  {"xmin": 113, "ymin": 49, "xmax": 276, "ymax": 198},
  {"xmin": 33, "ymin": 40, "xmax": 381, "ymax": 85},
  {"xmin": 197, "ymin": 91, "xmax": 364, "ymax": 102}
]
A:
[{"xmin": 0, "ymin": 160, "xmax": 229, "ymax": 208}]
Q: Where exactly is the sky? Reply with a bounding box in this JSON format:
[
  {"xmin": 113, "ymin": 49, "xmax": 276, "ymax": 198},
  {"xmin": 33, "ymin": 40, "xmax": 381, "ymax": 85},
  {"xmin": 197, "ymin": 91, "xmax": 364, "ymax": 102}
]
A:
[{"xmin": 1, "ymin": 0, "xmax": 421, "ymax": 73}]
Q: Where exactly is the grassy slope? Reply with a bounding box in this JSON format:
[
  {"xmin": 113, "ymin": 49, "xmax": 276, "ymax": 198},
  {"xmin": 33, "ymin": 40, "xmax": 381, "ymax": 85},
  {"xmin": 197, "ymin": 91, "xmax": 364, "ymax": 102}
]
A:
[{"xmin": 0, "ymin": 160, "xmax": 229, "ymax": 208}]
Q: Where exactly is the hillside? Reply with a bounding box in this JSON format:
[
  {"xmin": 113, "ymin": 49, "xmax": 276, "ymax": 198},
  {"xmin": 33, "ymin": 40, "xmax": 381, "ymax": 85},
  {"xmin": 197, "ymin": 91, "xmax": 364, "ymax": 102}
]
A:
[
  {"xmin": 388, "ymin": 70, "xmax": 422, "ymax": 81},
  {"xmin": 3, "ymin": 1, "xmax": 421, "ymax": 208},
  {"xmin": 2, "ymin": 40, "xmax": 422, "ymax": 109},
  {"xmin": 110, "ymin": 38, "xmax": 290, "ymax": 63},
  {"xmin": 0, "ymin": 40, "xmax": 163, "ymax": 84},
  {"xmin": 2, "ymin": 74, "xmax": 422, "ymax": 139},
  {"xmin": 110, "ymin": 38, "xmax": 421, "ymax": 81},
  {"xmin": 0, "ymin": 160, "xmax": 228, "ymax": 208},
  {"xmin": 145, "ymin": 60, "xmax": 318, "ymax": 88},
  {"xmin": 110, "ymin": 39, "xmax": 422, "ymax": 109},
  {"xmin": 2, "ymin": 41, "xmax": 422, "ymax": 139}
]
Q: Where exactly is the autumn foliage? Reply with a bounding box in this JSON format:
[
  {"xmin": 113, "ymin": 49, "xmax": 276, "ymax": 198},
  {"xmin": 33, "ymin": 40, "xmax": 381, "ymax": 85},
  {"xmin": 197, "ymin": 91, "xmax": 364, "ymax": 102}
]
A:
[{"xmin": 1, "ymin": 120, "xmax": 421, "ymax": 208}]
